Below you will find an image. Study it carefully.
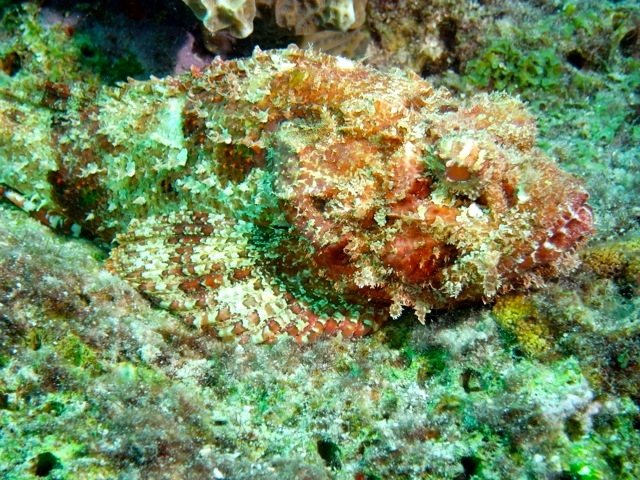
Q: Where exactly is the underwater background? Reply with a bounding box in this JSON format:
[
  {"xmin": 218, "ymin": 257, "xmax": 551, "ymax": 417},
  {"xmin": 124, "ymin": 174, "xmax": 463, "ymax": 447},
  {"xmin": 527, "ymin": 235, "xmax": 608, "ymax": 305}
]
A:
[{"xmin": 0, "ymin": 0, "xmax": 639, "ymax": 478}]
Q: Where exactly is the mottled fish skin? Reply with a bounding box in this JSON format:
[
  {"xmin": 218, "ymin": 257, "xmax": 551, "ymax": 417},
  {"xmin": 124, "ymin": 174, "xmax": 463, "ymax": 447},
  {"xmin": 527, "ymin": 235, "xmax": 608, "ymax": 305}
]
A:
[{"xmin": 0, "ymin": 46, "xmax": 594, "ymax": 343}]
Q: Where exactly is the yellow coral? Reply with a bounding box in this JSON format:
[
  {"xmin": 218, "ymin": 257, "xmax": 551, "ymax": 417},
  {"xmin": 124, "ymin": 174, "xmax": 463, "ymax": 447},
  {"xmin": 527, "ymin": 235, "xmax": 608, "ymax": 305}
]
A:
[
  {"xmin": 492, "ymin": 294, "xmax": 551, "ymax": 357},
  {"xmin": 581, "ymin": 233, "xmax": 640, "ymax": 285}
]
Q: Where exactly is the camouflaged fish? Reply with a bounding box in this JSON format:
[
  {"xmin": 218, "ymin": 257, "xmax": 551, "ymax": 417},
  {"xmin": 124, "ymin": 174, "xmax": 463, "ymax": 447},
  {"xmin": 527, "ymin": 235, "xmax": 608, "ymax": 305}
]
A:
[{"xmin": 0, "ymin": 46, "xmax": 594, "ymax": 343}]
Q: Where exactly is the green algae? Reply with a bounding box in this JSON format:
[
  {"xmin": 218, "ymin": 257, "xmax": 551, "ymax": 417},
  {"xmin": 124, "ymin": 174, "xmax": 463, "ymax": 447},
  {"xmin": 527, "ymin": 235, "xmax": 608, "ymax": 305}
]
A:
[{"xmin": 466, "ymin": 39, "xmax": 563, "ymax": 94}]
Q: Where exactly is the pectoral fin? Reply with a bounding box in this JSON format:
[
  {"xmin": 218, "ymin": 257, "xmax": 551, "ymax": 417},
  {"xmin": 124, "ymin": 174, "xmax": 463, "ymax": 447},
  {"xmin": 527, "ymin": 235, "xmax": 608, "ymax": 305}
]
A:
[{"xmin": 107, "ymin": 211, "xmax": 388, "ymax": 343}]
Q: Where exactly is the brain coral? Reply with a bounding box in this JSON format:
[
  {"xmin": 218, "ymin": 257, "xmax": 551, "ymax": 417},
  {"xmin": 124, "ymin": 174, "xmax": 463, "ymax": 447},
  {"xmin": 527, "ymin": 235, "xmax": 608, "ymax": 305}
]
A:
[
  {"xmin": 182, "ymin": 0, "xmax": 366, "ymax": 38},
  {"xmin": 0, "ymin": 46, "xmax": 594, "ymax": 343}
]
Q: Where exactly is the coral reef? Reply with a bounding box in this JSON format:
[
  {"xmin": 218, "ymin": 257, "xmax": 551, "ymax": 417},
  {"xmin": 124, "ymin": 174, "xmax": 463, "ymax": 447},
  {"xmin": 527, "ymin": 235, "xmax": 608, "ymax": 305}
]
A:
[
  {"xmin": 0, "ymin": 2, "xmax": 638, "ymax": 479},
  {"xmin": 1, "ymin": 43, "xmax": 593, "ymax": 343}
]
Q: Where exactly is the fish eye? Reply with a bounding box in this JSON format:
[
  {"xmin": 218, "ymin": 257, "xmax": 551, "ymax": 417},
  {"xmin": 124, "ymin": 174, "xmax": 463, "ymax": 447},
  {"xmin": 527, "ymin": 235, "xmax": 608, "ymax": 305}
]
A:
[{"xmin": 427, "ymin": 135, "xmax": 486, "ymax": 195}]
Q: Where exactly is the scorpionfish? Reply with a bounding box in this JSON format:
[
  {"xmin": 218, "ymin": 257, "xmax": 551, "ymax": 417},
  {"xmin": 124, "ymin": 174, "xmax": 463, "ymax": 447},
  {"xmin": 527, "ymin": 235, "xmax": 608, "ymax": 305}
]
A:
[{"xmin": 0, "ymin": 46, "xmax": 594, "ymax": 343}]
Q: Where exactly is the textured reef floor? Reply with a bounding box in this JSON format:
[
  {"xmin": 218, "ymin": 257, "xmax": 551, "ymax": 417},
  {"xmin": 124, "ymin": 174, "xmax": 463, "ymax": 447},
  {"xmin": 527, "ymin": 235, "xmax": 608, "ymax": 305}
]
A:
[{"xmin": 1, "ymin": 1, "xmax": 639, "ymax": 479}]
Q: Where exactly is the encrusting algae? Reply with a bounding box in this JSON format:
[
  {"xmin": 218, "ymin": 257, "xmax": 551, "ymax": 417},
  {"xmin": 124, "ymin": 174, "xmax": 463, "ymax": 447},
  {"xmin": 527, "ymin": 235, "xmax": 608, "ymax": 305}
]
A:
[{"xmin": 0, "ymin": 46, "xmax": 594, "ymax": 343}]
